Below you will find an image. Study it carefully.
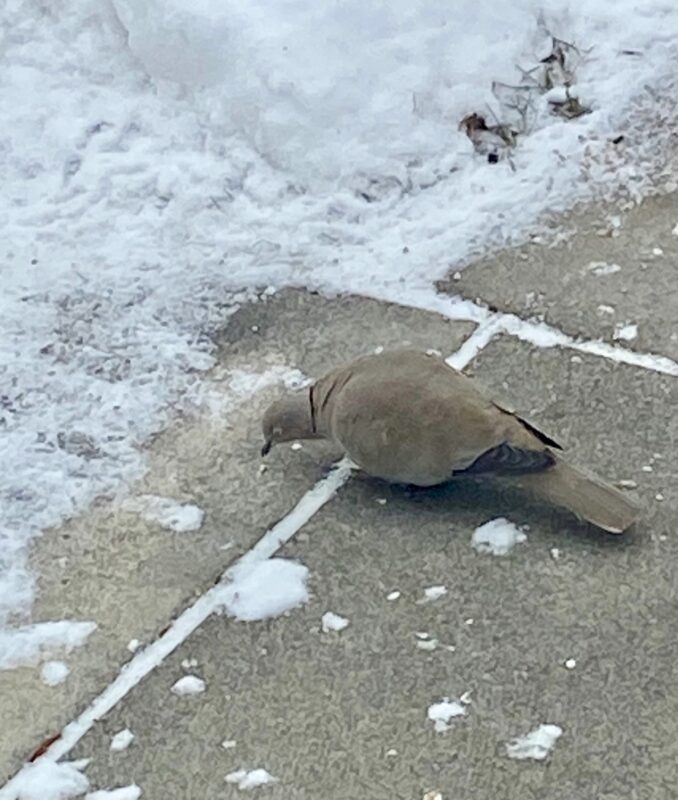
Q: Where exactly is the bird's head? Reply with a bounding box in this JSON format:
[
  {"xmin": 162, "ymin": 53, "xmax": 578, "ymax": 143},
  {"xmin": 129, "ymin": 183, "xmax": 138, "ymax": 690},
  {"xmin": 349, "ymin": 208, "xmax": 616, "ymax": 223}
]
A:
[{"xmin": 261, "ymin": 392, "xmax": 315, "ymax": 456}]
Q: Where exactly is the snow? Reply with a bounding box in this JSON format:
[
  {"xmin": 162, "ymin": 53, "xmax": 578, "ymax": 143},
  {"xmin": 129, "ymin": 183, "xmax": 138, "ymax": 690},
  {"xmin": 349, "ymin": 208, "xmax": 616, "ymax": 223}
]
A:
[
  {"xmin": 170, "ymin": 675, "xmax": 206, "ymax": 696},
  {"xmin": 321, "ymin": 612, "xmax": 350, "ymax": 633},
  {"xmin": 506, "ymin": 723, "xmax": 563, "ymax": 761},
  {"xmin": 218, "ymin": 559, "xmax": 309, "ymax": 622},
  {"xmin": 471, "ymin": 518, "xmax": 527, "ymax": 556},
  {"xmin": 614, "ymin": 323, "xmax": 639, "ymax": 342},
  {"xmin": 585, "ymin": 261, "xmax": 622, "ymax": 276},
  {"xmin": 41, "ymin": 660, "xmax": 70, "ymax": 687},
  {"xmin": 416, "ymin": 638, "xmax": 439, "ymax": 652},
  {"xmin": 3, "ymin": 0, "xmax": 678, "ymax": 651},
  {"xmin": 420, "ymin": 585, "xmax": 447, "ymax": 603},
  {"xmin": 85, "ymin": 787, "xmax": 142, "ymax": 800},
  {"xmin": 427, "ymin": 697, "xmax": 467, "ymax": 732},
  {"xmin": 110, "ymin": 729, "xmax": 135, "ymax": 752},
  {"xmin": 225, "ymin": 769, "xmax": 277, "ymax": 791},
  {"xmin": 122, "ymin": 495, "xmax": 204, "ymax": 532},
  {"xmin": 0, "ymin": 620, "xmax": 97, "ymax": 671},
  {"xmin": 7, "ymin": 759, "xmax": 89, "ymax": 800}
]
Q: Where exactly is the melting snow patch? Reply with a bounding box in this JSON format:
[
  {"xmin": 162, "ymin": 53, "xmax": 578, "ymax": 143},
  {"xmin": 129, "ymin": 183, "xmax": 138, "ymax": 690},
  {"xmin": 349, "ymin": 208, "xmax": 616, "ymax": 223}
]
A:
[
  {"xmin": 0, "ymin": 620, "xmax": 97, "ymax": 670},
  {"xmin": 171, "ymin": 675, "xmax": 206, "ymax": 696},
  {"xmin": 225, "ymin": 769, "xmax": 277, "ymax": 791},
  {"xmin": 427, "ymin": 698, "xmax": 467, "ymax": 732},
  {"xmin": 40, "ymin": 660, "xmax": 70, "ymax": 687},
  {"xmin": 123, "ymin": 495, "xmax": 204, "ymax": 532},
  {"xmin": 416, "ymin": 637, "xmax": 439, "ymax": 651},
  {"xmin": 471, "ymin": 518, "xmax": 527, "ymax": 556},
  {"xmin": 85, "ymin": 787, "xmax": 142, "ymax": 800},
  {"xmin": 613, "ymin": 323, "xmax": 638, "ymax": 342},
  {"xmin": 110, "ymin": 728, "xmax": 135, "ymax": 752},
  {"xmin": 218, "ymin": 559, "xmax": 309, "ymax": 622},
  {"xmin": 585, "ymin": 261, "xmax": 622, "ymax": 276},
  {"xmin": 597, "ymin": 304, "xmax": 616, "ymax": 315},
  {"xmin": 418, "ymin": 585, "xmax": 447, "ymax": 604},
  {"xmin": 506, "ymin": 723, "xmax": 563, "ymax": 761},
  {"xmin": 321, "ymin": 612, "xmax": 350, "ymax": 633},
  {"xmin": 9, "ymin": 759, "xmax": 89, "ymax": 800}
]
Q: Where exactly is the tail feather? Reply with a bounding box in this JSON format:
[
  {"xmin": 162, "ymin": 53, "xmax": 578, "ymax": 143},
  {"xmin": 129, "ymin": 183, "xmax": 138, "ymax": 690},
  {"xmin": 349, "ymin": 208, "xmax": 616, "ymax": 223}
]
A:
[{"xmin": 503, "ymin": 457, "xmax": 640, "ymax": 534}]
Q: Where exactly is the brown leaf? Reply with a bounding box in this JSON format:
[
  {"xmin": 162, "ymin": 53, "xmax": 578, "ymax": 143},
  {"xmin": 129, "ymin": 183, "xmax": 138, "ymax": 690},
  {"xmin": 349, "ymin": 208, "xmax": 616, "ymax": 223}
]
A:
[
  {"xmin": 28, "ymin": 732, "xmax": 61, "ymax": 762},
  {"xmin": 459, "ymin": 113, "xmax": 488, "ymax": 136}
]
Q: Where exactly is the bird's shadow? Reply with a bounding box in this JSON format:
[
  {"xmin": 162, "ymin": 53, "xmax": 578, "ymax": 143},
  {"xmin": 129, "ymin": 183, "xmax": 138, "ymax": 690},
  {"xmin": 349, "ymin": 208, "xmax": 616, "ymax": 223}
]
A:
[{"xmin": 318, "ymin": 462, "xmax": 639, "ymax": 550}]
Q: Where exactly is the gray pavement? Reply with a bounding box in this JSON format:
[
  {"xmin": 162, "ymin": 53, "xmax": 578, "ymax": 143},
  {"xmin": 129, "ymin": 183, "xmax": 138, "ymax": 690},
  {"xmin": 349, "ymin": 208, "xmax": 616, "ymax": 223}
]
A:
[
  {"xmin": 438, "ymin": 190, "xmax": 678, "ymax": 360},
  {"xmin": 70, "ymin": 335, "xmax": 678, "ymax": 800},
  {"xmin": 3, "ymin": 234, "xmax": 678, "ymax": 798}
]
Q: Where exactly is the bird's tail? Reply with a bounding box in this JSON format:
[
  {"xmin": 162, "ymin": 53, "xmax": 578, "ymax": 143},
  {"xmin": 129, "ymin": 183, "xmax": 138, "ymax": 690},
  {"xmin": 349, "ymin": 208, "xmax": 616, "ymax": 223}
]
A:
[{"xmin": 502, "ymin": 457, "xmax": 640, "ymax": 534}]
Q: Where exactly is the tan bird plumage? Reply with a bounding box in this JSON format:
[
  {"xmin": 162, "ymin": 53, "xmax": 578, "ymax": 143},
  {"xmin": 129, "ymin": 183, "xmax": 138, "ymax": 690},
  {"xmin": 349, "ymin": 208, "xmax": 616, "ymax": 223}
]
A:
[{"xmin": 261, "ymin": 349, "xmax": 639, "ymax": 533}]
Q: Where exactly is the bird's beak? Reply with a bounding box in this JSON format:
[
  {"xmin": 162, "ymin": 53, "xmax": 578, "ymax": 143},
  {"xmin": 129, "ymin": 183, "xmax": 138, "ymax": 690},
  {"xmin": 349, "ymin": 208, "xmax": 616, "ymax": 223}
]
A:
[{"xmin": 261, "ymin": 439, "xmax": 272, "ymax": 457}]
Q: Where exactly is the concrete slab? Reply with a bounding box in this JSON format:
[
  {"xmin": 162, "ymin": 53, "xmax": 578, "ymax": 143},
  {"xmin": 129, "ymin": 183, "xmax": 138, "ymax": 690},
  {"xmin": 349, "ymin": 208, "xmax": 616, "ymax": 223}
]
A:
[
  {"xmin": 0, "ymin": 290, "xmax": 473, "ymax": 781},
  {"xmin": 438, "ymin": 190, "xmax": 678, "ymax": 360},
  {"xmin": 70, "ymin": 338, "xmax": 678, "ymax": 799},
  {"xmin": 219, "ymin": 287, "xmax": 476, "ymax": 376}
]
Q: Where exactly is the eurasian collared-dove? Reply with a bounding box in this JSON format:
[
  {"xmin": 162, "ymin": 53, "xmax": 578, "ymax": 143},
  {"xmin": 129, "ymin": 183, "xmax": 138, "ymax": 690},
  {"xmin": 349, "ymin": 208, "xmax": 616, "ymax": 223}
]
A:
[{"xmin": 261, "ymin": 349, "xmax": 639, "ymax": 533}]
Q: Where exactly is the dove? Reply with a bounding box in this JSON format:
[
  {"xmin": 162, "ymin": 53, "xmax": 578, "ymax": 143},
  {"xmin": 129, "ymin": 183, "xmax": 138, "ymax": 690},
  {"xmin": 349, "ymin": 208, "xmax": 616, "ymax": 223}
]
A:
[{"xmin": 261, "ymin": 349, "xmax": 639, "ymax": 533}]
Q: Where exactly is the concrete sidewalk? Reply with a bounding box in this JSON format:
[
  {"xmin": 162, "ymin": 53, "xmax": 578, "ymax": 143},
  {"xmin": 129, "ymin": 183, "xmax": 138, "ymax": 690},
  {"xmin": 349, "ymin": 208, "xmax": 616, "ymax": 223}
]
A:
[{"xmin": 3, "ymin": 193, "xmax": 678, "ymax": 799}]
